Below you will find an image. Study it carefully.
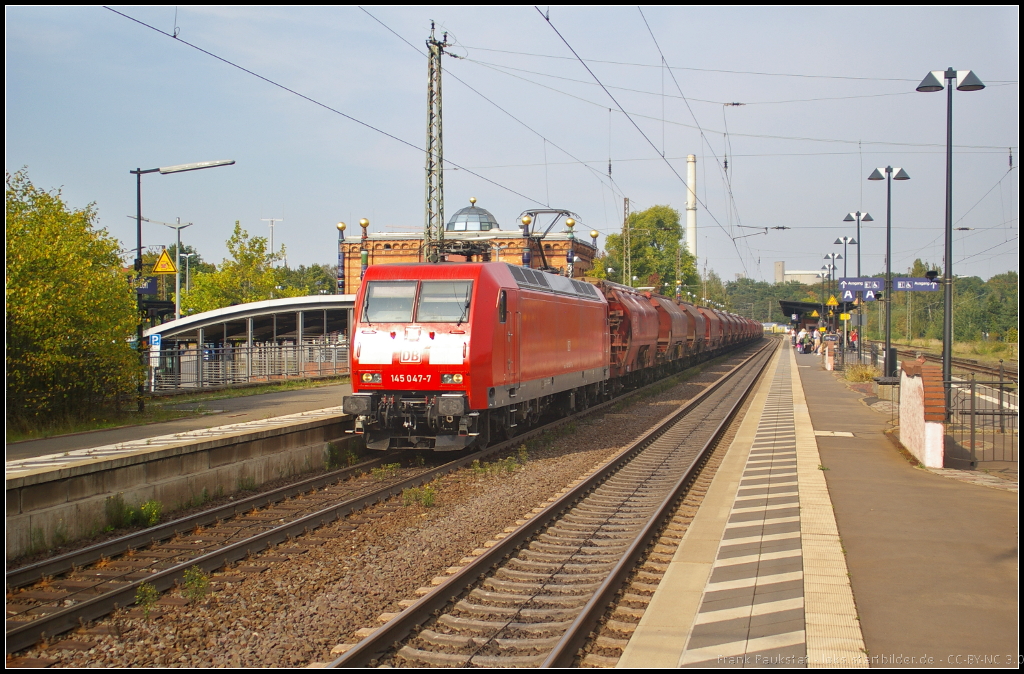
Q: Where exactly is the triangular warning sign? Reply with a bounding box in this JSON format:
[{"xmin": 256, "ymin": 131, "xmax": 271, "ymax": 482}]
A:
[
  {"xmin": 810, "ymin": 310, "xmax": 820, "ymax": 317},
  {"xmin": 826, "ymin": 295, "xmax": 839, "ymax": 307},
  {"xmin": 152, "ymin": 249, "xmax": 177, "ymax": 274}
]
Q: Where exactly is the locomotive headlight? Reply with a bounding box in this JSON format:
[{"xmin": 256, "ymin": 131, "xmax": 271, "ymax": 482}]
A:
[
  {"xmin": 442, "ymin": 373, "xmax": 464, "ymax": 384},
  {"xmin": 361, "ymin": 372, "xmax": 382, "ymax": 384}
]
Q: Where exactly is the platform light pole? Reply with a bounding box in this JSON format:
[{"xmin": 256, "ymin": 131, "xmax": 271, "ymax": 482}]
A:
[
  {"xmin": 841, "ymin": 212, "xmax": 872, "ymax": 277},
  {"xmin": 824, "ymin": 253, "xmax": 842, "ymax": 297},
  {"xmin": 868, "ymin": 166, "xmax": 910, "ymax": 378},
  {"xmin": 916, "ymin": 68, "xmax": 985, "ymax": 405},
  {"xmin": 130, "ymin": 159, "xmax": 234, "ymax": 411}
]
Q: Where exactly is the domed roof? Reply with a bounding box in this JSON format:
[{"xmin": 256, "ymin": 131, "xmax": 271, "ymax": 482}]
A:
[{"xmin": 446, "ymin": 199, "xmax": 500, "ymax": 232}]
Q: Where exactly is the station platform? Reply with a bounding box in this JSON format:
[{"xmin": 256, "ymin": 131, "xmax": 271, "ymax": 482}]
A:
[{"xmin": 619, "ymin": 341, "xmax": 1018, "ymax": 668}]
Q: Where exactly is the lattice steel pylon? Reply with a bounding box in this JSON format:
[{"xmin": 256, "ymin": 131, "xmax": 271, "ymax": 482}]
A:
[{"xmin": 424, "ymin": 23, "xmax": 448, "ymax": 263}]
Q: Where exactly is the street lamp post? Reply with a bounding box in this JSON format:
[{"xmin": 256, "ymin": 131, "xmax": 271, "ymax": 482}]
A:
[
  {"xmin": 824, "ymin": 252, "xmax": 842, "ymax": 298},
  {"xmin": 130, "ymin": 159, "xmax": 234, "ymax": 410},
  {"xmin": 833, "ymin": 237, "xmax": 857, "ymax": 279},
  {"xmin": 916, "ymin": 68, "xmax": 985, "ymax": 405},
  {"xmin": 180, "ymin": 252, "xmax": 196, "ymax": 293},
  {"xmin": 841, "ymin": 212, "xmax": 872, "ymax": 277},
  {"xmin": 841, "ymin": 212, "xmax": 870, "ymax": 356},
  {"xmin": 868, "ymin": 166, "xmax": 910, "ymax": 378}
]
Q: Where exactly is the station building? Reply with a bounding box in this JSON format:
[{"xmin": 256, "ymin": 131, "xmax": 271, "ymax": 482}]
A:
[{"xmin": 336, "ymin": 199, "xmax": 599, "ymax": 294}]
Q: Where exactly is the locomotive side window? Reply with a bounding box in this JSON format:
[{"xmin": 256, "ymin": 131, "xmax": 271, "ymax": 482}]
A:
[
  {"xmin": 363, "ymin": 281, "xmax": 417, "ymax": 323},
  {"xmin": 498, "ymin": 290, "xmax": 507, "ymax": 323},
  {"xmin": 416, "ymin": 281, "xmax": 473, "ymax": 323}
]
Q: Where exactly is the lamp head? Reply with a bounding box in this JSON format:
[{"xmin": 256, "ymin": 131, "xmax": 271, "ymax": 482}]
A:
[
  {"xmin": 916, "ymin": 70, "xmax": 945, "ymax": 93},
  {"xmin": 868, "ymin": 168, "xmax": 886, "ymax": 181},
  {"xmin": 834, "ymin": 238, "xmax": 843, "ymax": 245},
  {"xmin": 861, "ymin": 213, "xmax": 873, "ymax": 222},
  {"xmin": 925, "ymin": 270, "xmax": 940, "ymax": 282},
  {"xmin": 843, "ymin": 214, "xmax": 855, "ymax": 222},
  {"xmin": 956, "ymin": 70, "xmax": 985, "ymax": 92},
  {"xmin": 893, "ymin": 168, "xmax": 910, "ymax": 180}
]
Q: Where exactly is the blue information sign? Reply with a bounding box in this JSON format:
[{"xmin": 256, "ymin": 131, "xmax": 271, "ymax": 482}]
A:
[
  {"xmin": 893, "ymin": 277, "xmax": 940, "ymax": 291},
  {"xmin": 149, "ymin": 334, "xmax": 161, "ymax": 348},
  {"xmin": 838, "ymin": 277, "xmax": 884, "ymax": 291}
]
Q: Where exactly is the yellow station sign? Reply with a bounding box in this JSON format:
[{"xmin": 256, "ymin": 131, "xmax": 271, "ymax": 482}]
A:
[{"xmin": 152, "ymin": 249, "xmax": 177, "ymax": 274}]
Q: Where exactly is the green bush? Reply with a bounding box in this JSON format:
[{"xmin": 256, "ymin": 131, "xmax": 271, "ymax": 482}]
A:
[{"xmin": 6, "ymin": 170, "xmax": 141, "ymax": 430}]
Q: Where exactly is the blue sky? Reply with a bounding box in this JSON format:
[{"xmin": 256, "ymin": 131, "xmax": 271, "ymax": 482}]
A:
[{"xmin": 6, "ymin": 6, "xmax": 1018, "ymax": 282}]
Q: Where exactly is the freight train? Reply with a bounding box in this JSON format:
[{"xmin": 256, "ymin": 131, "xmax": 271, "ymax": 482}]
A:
[{"xmin": 342, "ymin": 262, "xmax": 762, "ymax": 450}]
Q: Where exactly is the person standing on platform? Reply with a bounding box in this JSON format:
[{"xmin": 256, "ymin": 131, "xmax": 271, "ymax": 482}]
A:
[
  {"xmin": 850, "ymin": 328, "xmax": 859, "ymax": 351},
  {"xmin": 813, "ymin": 329, "xmax": 822, "ymax": 355}
]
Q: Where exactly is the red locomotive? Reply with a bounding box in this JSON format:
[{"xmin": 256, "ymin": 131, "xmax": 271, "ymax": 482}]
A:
[{"xmin": 343, "ymin": 262, "xmax": 761, "ymax": 450}]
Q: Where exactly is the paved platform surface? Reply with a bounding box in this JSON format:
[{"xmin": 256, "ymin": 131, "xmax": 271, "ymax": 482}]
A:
[
  {"xmin": 620, "ymin": 341, "xmax": 1018, "ymax": 668},
  {"xmin": 5, "ymin": 382, "xmax": 351, "ymax": 463}
]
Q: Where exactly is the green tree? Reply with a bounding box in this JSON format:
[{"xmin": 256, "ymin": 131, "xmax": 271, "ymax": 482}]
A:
[
  {"xmin": 275, "ymin": 263, "xmax": 337, "ymax": 296},
  {"xmin": 602, "ymin": 205, "xmax": 697, "ymax": 291},
  {"xmin": 6, "ymin": 170, "xmax": 141, "ymax": 426},
  {"xmin": 182, "ymin": 222, "xmax": 299, "ymax": 314}
]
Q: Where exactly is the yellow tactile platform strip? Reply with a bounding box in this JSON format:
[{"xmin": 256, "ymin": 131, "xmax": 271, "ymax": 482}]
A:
[{"xmin": 790, "ymin": 345, "xmax": 867, "ymax": 668}]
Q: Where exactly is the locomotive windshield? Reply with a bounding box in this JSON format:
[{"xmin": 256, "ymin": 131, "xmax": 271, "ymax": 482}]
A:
[
  {"xmin": 362, "ymin": 280, "xmax": 473, "ymax": 323},
  {"xmin": 363, "ymin": 281, "xmax": 417, "ymax": 322},
  {"xmin": 417, "ymin": 281, "xmax": 473, "ymax": 323}
]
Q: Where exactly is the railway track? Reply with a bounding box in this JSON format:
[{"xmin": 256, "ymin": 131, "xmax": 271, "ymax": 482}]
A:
[
  {"xmin": 6, "ymin": 341, "xmax": 766, "ymax": 655},
  {"xmin": 332, "ymin": 339, "xmax": 776, "ymax": 668},
  {"xmin": 863, "ymin": 341, "xmax": 1017, "ymax": 381}
]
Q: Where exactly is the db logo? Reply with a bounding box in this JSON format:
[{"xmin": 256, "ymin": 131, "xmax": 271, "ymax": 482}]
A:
[{"xmin": 399, "ymin": 350, "xmax": 421, "ymax": 363}]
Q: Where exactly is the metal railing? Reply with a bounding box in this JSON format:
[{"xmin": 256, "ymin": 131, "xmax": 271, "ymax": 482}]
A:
[
  {"xmin": 944, "ymin": 375, "xmax": 1018, "ymax": 466},
  {"xmin": 149, "ymin": 342, "xmax": 349, "ymax": 392}
]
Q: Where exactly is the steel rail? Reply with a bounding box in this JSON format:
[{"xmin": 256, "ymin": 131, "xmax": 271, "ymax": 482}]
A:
[
  {"xmin": 329, "ymin": 338, "xmax": 776, "ymax": 667},
  {"xmin": 864, "ymin": 340, "xmax": 1018, "ymax": 381},
  {"xmin": 7, "ymin": 339, "xmax": 764, "ymax": 654},
  {"xmin": 543, "ymin": 344, "xmax": 774, "ymax": 666},
  {"xmin": 6, "ymin": 453, "xmax": 395, "ymax": 590}
]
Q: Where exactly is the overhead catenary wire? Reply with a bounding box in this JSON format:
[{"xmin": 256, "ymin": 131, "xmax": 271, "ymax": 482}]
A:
[
  {"xmin": 356, "ymin": 6, "xmax": 627, "ymax": 207},
  {"xmin": 534, "ymin": 5, "xmax": 747, "ymax": 275},
  {"xmin": 463, "ymin": 58, "xmax": 938, "ymax": 106},
  {"xmin": 463, "ymin": 58, "xmax": 1016, "ymax": 151},
  {"xmin": 103, "ymin": 6, "xmax": 549, "ymax": 209},
  {"xmin": 459, "ymin": 45, "xmax": 1019, "ymax": 83}
]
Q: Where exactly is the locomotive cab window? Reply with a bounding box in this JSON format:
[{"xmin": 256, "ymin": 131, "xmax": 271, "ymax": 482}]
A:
[
  {"xmin": 498, "ymin": 290, "xmax": 507, "ymax": 324},
  {"xmin": 416, "ymin": 281, "xmax": 473, "ymax": 323},
  {"xmin": 363, "ymin": 281, "xmax": 417, "ymax": 323}
]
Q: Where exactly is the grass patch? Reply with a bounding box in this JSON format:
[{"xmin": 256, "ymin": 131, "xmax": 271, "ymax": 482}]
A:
[
  {"xmin": 325, "ymin": 441, "xmax": 360, "ymax": 470},
  {"xmin": 149, "ymin": 375, "xmax": 349, "ymax": 407},
  {"xmin": 370, "ymin": 463, "xmax": 401, "ymax": 480},
  {"xmin": 6, "ymin": 376, "xmax": 350, "ymax": 444},
  {"xmin": 6, "ymin": 407, "xmax": 201, "ymax": 444},
  {"xmin": 182, "ymin": 565, "xmax": 210, "ymax": 603},
  {"xmin": 402, "ymin": 485, "xmax": 437, "ymax": 507},
  {"xmin": 134, "ymin": 582, "xmax": 159, "ymax": 620},
  {"xmin": 104, "ymin": 494, "xmax": 162, "ymax": 530},
  {"xmin": 845, "ymin": 364, "xmax": 880, "ymax": 383},
  {"xmin": 471, "ymin": 446, "xmax": 529, "ymax": 477}
]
